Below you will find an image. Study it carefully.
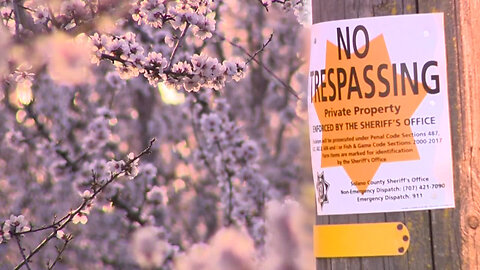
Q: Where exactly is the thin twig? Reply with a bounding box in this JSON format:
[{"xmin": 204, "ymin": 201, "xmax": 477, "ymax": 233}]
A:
[
  {"xmin": 167, "ymin": 23, "xmax": 191, "ymax": 70},
  {"xmin": 14, "ymin": 235, "xmax": 32, "ymax": 270},
  {"xmin": 256, "ymin": 0, "xmax": 270, "ymax": 11},
  {"xmin": 246, "ymin": 33, "xmax": 273, "ymax": 65},
  {"xmin": 47, "ymin": 236, "xmax": 72, "ymax": 270},
  {"xmin": 256, "ymin": 0, "xmax": 302, "ymax": 11},
  {"xmin": 16, "ymin": 213, "xmax": 72, "ymax": 236},
  {"xmin": 213, "ymin": 32, "xmax": 299, "ymax": 99},
  {"xmin": 17, "ymin": 4, "xmax": 35, "ymax": 12}
]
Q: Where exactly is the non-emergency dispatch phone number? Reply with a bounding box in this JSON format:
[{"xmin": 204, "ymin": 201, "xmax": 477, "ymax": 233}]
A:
[{"xmin": 403, "ymin": 183, "xmax": 447, "ymax": 192}]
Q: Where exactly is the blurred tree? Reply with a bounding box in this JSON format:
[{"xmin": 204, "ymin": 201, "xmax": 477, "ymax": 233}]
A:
[{"xmin": 0, "ymin": 0, "xmax": 314, "ymax": 269}]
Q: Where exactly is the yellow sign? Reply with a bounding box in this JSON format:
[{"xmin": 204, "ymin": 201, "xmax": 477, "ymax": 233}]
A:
[{"xmin": 313, "ymin": 222, "xmax": 410, "ymax": 257}]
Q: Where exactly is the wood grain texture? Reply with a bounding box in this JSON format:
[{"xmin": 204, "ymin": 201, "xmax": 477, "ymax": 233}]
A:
[
  {"xmin": 454, "ymin": 0, "xmax": 480, "ymax": 268},
  {"xmin": 416, "ymin": 1, "xmax": 464, "ymax": 269},
  {"xmin": 417, "ymin": 1, "xmax": 464, "ymax": 268},
  {"xmin": 311, "ymin": 0, "xmax": 478, "ymax": 269}
]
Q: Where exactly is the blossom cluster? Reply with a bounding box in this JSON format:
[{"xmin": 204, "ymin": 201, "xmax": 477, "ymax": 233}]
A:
[
  {"xmin": 192, "ymin": 95, "xmax": 270, "ymax": 243},
  {"xmin": 259, "ymin": 0, "xmax": 311, "ymax": 24},
  {"xmin": 81, "ymin": 107, "xmax": 115, "ymax": 154},
  {"xmin": 131, "ymin": 0, "xmax": 217, "ymax": 40},
  {"xmin": 167, "ymin": 54, "xmax": 246, "ymax": 91},
  {"xmin": 90, "ymin": 33, "xmax": 246, "ymax": 90},
  {"xmin": 0, "ymin": 215, "xmax": 30, "ymax": 244}
]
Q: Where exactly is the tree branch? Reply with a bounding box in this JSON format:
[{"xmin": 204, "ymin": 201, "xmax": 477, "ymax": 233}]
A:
[
  {"xmin": 110, "ymin": 195, "xmax": 146, "ymax": 226},
  {"xmin": 13, "ymin": 139, "xmax": 156, "ymax": 270},
  {"xmin": 24, "ymin": 102, "xmax": 78, "ymax": 170},
  {"xmin": 213, "ymin": 32, "xmax": 299, "ymax": 99}
]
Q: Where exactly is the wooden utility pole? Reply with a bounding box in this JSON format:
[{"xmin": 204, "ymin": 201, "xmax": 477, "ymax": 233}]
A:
[{"xmin": 312, "ymin": 0, "xmax": 480, "ymax": 269}]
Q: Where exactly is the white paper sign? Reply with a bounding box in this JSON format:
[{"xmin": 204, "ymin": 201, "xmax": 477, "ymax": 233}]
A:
[{"xmin": 308, "ymin": 13, "xmax": 455, "ymax": 215}]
